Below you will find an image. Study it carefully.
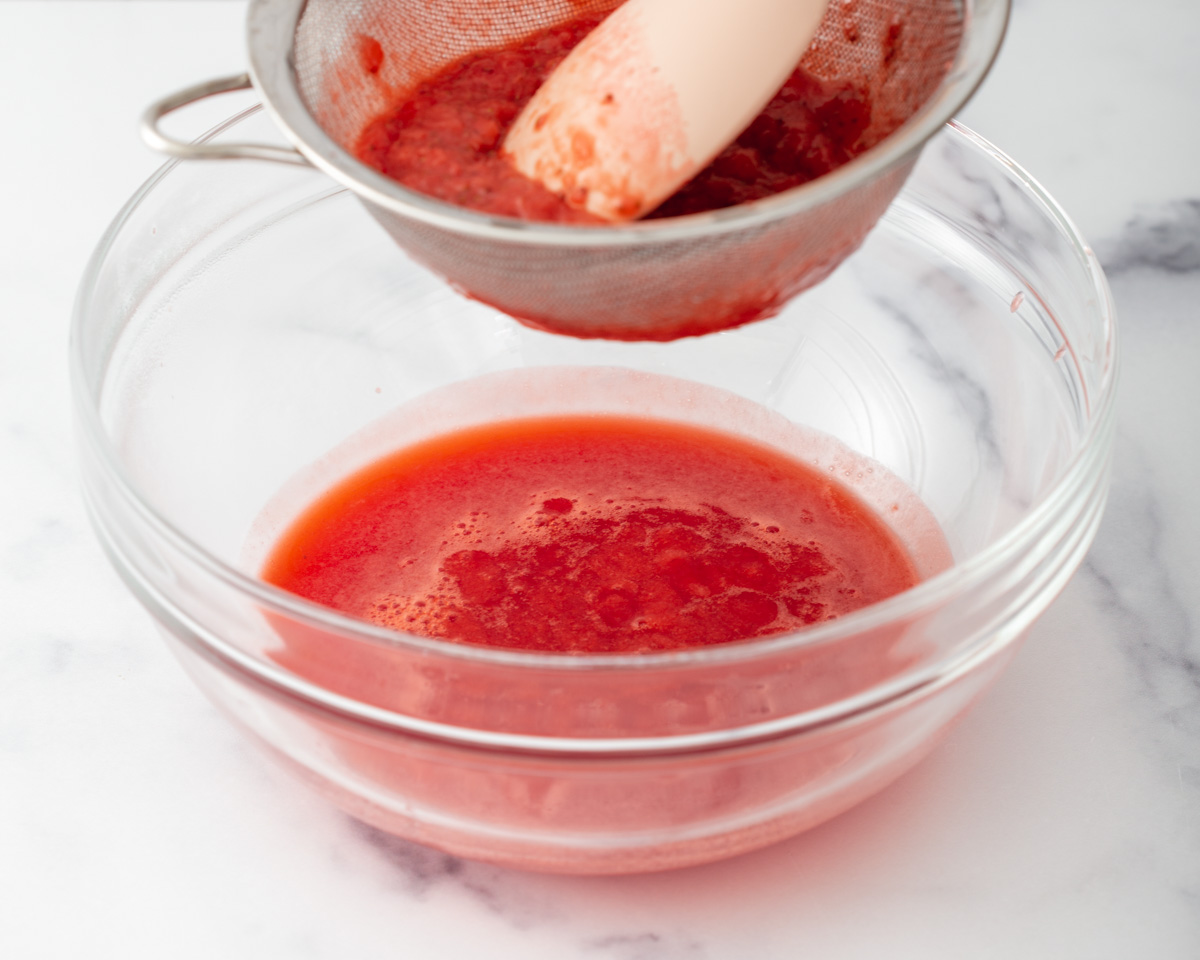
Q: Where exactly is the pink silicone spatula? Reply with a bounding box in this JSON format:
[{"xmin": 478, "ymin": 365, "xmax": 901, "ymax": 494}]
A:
[{"xmin": 504, "ymin": 0, "xmax": 830, "ymax": 221}]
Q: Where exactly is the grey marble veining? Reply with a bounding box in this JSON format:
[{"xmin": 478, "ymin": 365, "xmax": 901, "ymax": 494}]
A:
[
  {"xmin": 1099, "ymin": 201, "xmax": 1200, "ymax": 277},
  {"xmin": 869, "ymin": 290, "xmax": 1004, "ymax": 465},
  {"xmin": 1082, "ymin": 468, "xmax": 1200, "ymax": 739},
  {"xmin": 1087, "ymin": 203, "xmax": 1200, "ymax": 756}
]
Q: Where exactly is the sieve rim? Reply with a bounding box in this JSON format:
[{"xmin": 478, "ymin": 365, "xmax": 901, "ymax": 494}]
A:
[{"xmin": 245, "ymin": 0, "xmax": 1011, "ymax": 246}]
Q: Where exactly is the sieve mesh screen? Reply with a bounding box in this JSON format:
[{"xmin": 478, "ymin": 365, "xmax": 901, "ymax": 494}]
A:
[{"xmin": 281, "ymin": 0, "xmax": 970, "ymax": 339}]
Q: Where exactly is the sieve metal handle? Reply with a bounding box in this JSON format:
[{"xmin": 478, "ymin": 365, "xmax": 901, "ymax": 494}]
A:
[{"xmin": 141, "ymin": 73, "xmax": 309, "ymax": 166}]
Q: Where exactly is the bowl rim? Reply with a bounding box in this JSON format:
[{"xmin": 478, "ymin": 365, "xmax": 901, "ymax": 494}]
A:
[
  {"xmin": 245, "ymin": 0, "xmax": 1012, "ymax": 244},
  {"xmin": 71, "ymin": 114, "xmax": 1118, "ymax": 752}
]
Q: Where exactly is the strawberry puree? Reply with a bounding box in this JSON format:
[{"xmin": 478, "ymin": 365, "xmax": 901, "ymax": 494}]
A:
[
  {"xmin": 356, "ymin": 12, "xmax": 872, "ymax": 222},
  {"xmin": 261, "ymin": 416, "xmax": 918, "ymax": 653},
  {"xmin": 248, "ymin": 373, "xmax": 956, "ymax": 871}
]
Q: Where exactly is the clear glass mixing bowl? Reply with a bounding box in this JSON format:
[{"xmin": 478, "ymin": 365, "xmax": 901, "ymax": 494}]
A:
[{"xmin": 72, "ymin": 108, "xmax": 1117, "ymax": 874}]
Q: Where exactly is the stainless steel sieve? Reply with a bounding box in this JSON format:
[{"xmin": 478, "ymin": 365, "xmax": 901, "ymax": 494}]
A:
[{"xmin": 143, "ymin": 0, "xmax": 1009, "ymax": 340}]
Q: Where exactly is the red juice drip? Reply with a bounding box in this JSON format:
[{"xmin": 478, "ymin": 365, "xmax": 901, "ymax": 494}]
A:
[
  {"xmin": 355, "ymin": 12, "xmax": 872, "ymax": 223},
  {"xmin": 261, "ymin": 416, "xmax": 919, "ymax": 653}
]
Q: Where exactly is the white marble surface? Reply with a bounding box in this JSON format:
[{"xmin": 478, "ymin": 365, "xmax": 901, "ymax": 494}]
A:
[{"xmin": 2, "ymin": 1, "xmax": 1198, "ymax": 956}]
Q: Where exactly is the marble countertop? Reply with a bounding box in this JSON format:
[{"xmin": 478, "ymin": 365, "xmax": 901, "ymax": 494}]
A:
[{"xmin": 2, "ymin": 1, "xmax": 1197, "ymax": 956}]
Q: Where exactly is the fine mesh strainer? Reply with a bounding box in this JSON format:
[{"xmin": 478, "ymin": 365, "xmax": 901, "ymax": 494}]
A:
[{"xmin": 144, "ymin": 0, "xmax": 1009, "ymax": 340}]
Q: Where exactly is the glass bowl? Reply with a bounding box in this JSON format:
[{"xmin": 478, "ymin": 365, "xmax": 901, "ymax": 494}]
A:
[{"xmin": 72, "ymin": 108, "xmax": 1117, "ymax": 874}]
